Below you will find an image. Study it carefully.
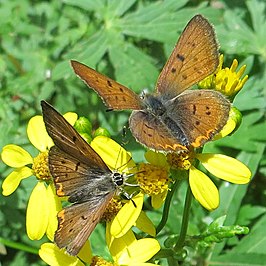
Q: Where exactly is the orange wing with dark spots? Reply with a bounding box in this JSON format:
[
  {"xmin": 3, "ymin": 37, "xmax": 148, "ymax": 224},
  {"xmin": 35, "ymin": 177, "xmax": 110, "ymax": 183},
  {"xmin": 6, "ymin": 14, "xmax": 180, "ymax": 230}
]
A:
[
  {"xmin": 41, "ymin": 101, "xmax": 110, "ymax": 171},
  {"xmin": 129, "ymin": 111, "xmax": 187, "ymax": 151},
  {"xmin": 156, "ymin": 15, "xmax": 219, "ymax": 98},
  {"xmin": 71, "ymin": 60, "xmax": 143, "ymax": 110},
  {"xmin": 166, "ymin": 90, "xmax": 230, "ymax": 148},
  {"xmin": 55, "ymin": 194, "xmax": 113, "ymax": 256}
]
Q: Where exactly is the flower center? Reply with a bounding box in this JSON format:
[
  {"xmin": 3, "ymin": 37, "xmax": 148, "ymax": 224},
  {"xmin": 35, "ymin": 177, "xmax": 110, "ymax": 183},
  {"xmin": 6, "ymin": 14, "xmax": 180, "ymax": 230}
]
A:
[
  {"xmin": 101, "ymin": 198, "xmax": 123, "ymax": 222},
  {"xmin": 91, "ymin": 256, "xmax": 114, "ymax": 266},
  {"xmin": 167, "ymin": 150, "xmax": 194, "ymax": 170},
  {"xmin": 135, "ymin": 163, "xmax": 169, "ymax": 196},
  {"xmin": 32, "ymin": 151, "xmax": 51, "ymax": 181}
]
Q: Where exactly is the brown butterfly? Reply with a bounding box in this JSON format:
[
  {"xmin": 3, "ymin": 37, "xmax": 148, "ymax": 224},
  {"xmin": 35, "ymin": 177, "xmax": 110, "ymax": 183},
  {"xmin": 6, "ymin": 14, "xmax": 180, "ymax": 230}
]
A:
[
  {"xmin": 41, "ymin": 100, "xmax": 128, "ymax": 256},
  {"xmin": 71, "ymin": 14, "xmax": 230, "ymax": 151}
]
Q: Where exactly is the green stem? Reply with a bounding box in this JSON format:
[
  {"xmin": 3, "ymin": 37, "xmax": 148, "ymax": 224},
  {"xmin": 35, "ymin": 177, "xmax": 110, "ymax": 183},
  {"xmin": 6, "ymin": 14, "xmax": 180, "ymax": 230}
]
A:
[
  {"xmin": 156, "ymin": 179, "xmax": 181, "ymax": 235},
  {"xmin": 0, "ymin": 237, "xmax": 39, "ymax": 255},
  {"xmin": 174, "ymin": 184, "xmax": 193, "ymax": 251}
]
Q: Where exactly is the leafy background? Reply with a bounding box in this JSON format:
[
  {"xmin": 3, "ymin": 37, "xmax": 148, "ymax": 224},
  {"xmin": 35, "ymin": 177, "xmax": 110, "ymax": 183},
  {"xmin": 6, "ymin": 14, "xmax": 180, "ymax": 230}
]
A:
[{"xmin": 0, "ymin": 0, "xmax": 265, "ymax": 265}]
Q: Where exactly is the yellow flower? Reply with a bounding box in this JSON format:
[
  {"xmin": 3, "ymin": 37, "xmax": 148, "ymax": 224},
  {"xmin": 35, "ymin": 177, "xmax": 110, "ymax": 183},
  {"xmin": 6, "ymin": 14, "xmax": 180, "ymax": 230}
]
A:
[
  {"xmin": 168, "ymin": 148, "xmax": 251, "ymax": 211},
  {"xmin": 39, "ymin": 231, "xmax": 160, "ymax": 266},
  {"xmin": 39, "ymin": 241, "xmax": 92, "ymax": 266},
  {"xmin": 107, "ymin": 230, "xmax": 160, "ymax": 265},
  {"xmin": 169, "ymin": 151, "xmax": 251, "ymax": 211},
  {"xmin": 1, "ymin": 112, "xmax": 77, "ymax": 241},
  {"xmin": 199, "ymin": 54, "xmax": 248, "ymax": 99},
  {"xmin": 135, "ymin": 150, "xmax": 170, "ymax": 209},
  {"xmin": 90, "ymin": 136, "xmax": 156, "ymax": 239}
]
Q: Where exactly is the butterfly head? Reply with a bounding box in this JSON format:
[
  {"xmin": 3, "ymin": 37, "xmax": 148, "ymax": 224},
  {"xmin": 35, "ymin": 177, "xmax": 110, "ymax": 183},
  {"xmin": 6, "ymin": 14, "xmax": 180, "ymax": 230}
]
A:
[
  {"xmin": 112, "ymin": 171, "xmax": 124, "ymax": 187},
  {"xmin": 142, "ymin": 94, "xmax": 166, "ymax": 116}
]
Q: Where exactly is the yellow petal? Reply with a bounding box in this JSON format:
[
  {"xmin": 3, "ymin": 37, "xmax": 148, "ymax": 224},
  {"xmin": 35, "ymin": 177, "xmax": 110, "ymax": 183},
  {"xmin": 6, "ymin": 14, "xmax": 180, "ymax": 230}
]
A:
[
  {"xmin": 1, "ymin": 144, "xmax": 33, "ymax": 167},
  {"xmin": 135, "ymin": 211, "xmax": 156, "ymax": 237},
  {"xmin": 109, "ymin": 230, "xmax": 137, "ymax": 261},
  {"xmin": 197, "ymin": 154, "xmax": 251, "ymax": 184},
  {"xmin": 118, "ymin": 238, "xmax": 160, "ymax": 264},
  {"xmin": 39, "ymin": 243, "xmax": 84, "ymax": 266},
  {"xmin": 151, "ymin": 190, "xmax": 168, "ymax": 209},
  {"xmin": 213, "ymin": 107, "xmax": 242, "ymax": 140},
  {"xmin": 110, "ymin": 193, "xmax": 143, "ymax": 238},
  {"xmin": 77, "ymin": 240, "xmax": 92, "ymax": 264},
  {"xmin": 27, "ymin": 115, "xmax": 52, "ymax": 152},
  {"xmin": 213, "ymin": 116, "xmax": 236, "ymax": 140},
  {"xmin": 91, "ymin": 136, "xmax": 135, "ymax": 172},
  {"xmin": 129, "ymin": 263, "xmax": 158, "ymax": 266},
  {"xmin": 189, "ymin": 166, "xmax": 219, "ymax": 211},
  {"xmin": 145, "ymin": 150, "xmax": 168, "ymax": 168},
  {"xmin": 63, "ymin": 112, "xmax": 78, "ymax": 126},
  {"xmin": 46, "ymin": 183, "xmax": 62, "ymax": 241},
  {"xmin": 106, "ymin": 221, "xmax": 114, "ymax": 248},
  {"xmin": 26, "ymin": 182, "xmax": 49, "ymax": 240},
  {"xmin": 2, "ymin": 167, "xmax": 33, "ymax": 196}
]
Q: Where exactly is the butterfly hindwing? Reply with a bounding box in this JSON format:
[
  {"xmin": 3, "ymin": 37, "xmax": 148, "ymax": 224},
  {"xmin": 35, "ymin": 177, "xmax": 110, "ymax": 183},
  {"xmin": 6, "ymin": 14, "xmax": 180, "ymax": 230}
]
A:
[
  {"xmin": 55, "ymin": 193, "xmax": 113, "ymax": 256},
  {"xmin": 129, "ymin": 111, "xmax": 187, "ymax": 151}
]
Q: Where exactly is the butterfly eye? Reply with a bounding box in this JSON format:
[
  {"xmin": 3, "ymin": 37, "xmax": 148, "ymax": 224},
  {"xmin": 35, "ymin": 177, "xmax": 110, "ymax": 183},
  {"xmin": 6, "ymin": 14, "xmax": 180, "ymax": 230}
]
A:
[{"xmin": 140, "ymin": 91, "xmax": 147, "ymax": 100}]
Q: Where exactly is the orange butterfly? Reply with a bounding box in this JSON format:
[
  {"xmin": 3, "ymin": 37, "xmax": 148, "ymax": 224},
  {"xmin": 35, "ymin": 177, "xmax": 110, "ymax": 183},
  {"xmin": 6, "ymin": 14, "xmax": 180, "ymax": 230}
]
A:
[{"xmin": 71, "ymin": 15, "xmax": 230, "ymax": 151}]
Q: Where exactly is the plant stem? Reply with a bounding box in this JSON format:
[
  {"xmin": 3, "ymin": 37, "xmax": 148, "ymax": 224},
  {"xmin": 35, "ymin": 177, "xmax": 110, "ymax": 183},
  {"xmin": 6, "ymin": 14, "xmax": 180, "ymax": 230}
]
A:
[
  {"xmin": 174, "ymin": 184, "xmax": 193, "ymax": 251},
  {"xmin": 0, "ymin": 237, "xmax": 39, "ymax": 255},
  {"xmin": 156, "ymin": 179, "xmax": 181, "ymax": 235}
]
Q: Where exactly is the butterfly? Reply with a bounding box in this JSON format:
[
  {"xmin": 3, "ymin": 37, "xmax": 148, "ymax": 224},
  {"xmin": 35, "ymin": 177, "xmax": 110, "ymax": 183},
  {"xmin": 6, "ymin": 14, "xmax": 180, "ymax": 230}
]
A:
[
  {"xmin": 41, "ymin": 100, "xmax": 130, "ymax": 256},
  {"xmin": 70, "ymin": 14, "xmax": 231, "ymax": 151}
]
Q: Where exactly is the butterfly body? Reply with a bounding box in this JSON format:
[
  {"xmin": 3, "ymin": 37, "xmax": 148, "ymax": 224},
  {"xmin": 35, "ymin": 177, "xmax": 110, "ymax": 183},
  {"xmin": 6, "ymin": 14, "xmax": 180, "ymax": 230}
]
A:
[
  {"xmin": 71, "ymin": 14, "xmax": 231, "ymax": 152},
  {"xmin": 41, "ymin": 101, "xmax": 127, "ymax": 256}
]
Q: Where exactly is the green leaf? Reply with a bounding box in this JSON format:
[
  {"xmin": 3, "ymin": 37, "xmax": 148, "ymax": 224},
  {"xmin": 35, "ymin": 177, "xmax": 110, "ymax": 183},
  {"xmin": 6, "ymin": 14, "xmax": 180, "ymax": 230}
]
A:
[
  {"xmin": 63, "ymin": 0, "xmax": 105, "ymax": 12},
  {"xmin": 229, "ymin": 214, "xmax": 266, "ymax": 254},
  {"xmin": 237, "ymin": 204, "xmax": 266, "ymax": 226},
  {"xmin": 210, "ymin": 253, "xmax": 266, "ymax": 266},
  {"xmin": 106, "ymin": 0, "xmax": 136, "ymax": 17},
  {"xmin": 109, "ymin": 42, "xmax": 159, "ymax": 92},
  {"xmin": 122, "ymin": 0, "xmax": 189, "ymax": 42},
  {"xmin": 68, "ymin": 30, "xmax": 109, "ymax": 68},
  {"xmin": 211, "ymin": 146, "xmax": 265, "ymax": 255}
]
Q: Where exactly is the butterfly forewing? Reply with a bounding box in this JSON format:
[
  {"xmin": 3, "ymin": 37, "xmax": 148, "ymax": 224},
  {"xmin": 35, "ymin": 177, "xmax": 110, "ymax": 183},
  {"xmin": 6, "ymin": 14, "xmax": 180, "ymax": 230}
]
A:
[
  {"xmin": 71, "ymin": 60, "xmax": 143, "ymax": 110},
  {"xmin": 156, "ymin": 14, "xmax": 219, "ymax": 98},
  {"xmin": 49, "ymin": 146, "xmax": 115, "ymax": 200},
  {"xmin": 41, "ymin": 101, "xmax": 109, "ymax": 171}
]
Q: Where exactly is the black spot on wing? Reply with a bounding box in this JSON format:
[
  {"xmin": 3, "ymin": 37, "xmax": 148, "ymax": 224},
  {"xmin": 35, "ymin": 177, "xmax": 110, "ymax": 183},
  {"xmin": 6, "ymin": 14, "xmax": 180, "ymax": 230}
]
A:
[
  {"xmin": 107, "ymin": 80, "xmax": 112, "ymax": 87},
  {"xmin": 193, "ymin": 104, "xmax": 196, "ymax": 115},
  {"xmin": 177, "ymin": 54, "xmax": 185, "ymax": 62}
]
